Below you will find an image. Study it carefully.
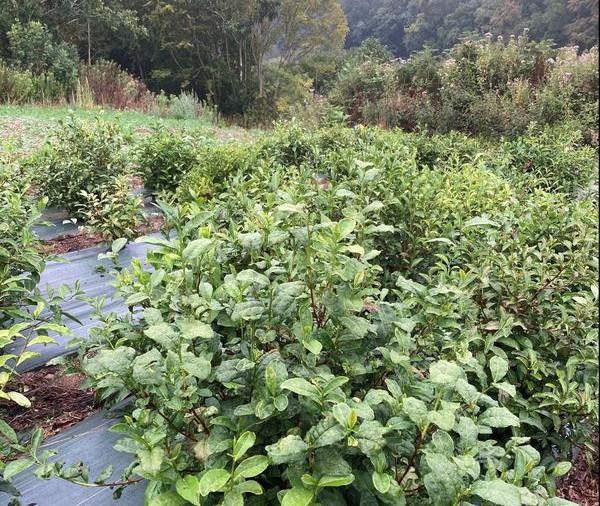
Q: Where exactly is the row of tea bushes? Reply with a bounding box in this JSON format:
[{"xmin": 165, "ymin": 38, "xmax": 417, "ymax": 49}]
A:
[{"xmin": 34, "ymin": 125, "xmax": 596, "ymax": 504}]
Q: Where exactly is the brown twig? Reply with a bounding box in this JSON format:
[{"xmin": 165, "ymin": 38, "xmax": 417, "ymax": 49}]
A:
[
  {"xmin": 529, "ymin": 265, "xmax": 568, "ymax": 305},
  {"xmin": 70, "ymin": 476, "xmax": 144, "ymax": 488},
  {"xmin": 397, "ymin": 431, "xmax": 423, "ymax": 485}
]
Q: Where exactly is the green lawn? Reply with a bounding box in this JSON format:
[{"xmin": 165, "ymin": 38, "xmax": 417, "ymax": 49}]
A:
[{"xmin": 0, "ymin": 104, "xmax": 259, "ymax": 155}]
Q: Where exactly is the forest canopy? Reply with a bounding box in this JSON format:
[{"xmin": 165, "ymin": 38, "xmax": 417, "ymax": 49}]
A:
[
  {"xmin": 0, "ymin": 0, "xmax": 597, "ymax": 116},
  {"xmin": 342, "ymin": 0, "xmax": 599, "ymax": 56}
]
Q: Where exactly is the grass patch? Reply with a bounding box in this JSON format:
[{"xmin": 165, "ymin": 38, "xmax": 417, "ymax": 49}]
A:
[{"xmin": 0, "ymin": 104, "xmax": 260, "ymax": 154}]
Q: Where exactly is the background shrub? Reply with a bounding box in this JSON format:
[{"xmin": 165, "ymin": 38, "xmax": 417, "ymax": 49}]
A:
[
  {"xmin": 77, "ymin": 59, "xmax": 154, "ymax": 111},
  {"xmin": 327, "ymin": 35, "xmax": 599, "ymax": 139},
  {"xmin": 27, "ymin": 117, "xmax": 127, "ymax": 216},
  {"xmin": 137, "ymin": 128, "xmax": 204, "ymax": 194}
]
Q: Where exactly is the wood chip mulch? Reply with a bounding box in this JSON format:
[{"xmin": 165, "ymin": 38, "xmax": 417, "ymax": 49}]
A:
[
  {"xmin": 557, "ymin": 433, "xmax": 599, "ymax": 506},
  {"xmin": 0, "ymin": 365, "xmax": 97, "ymax": 439},
  {"xmin": 40, "ymin": 215, "xmax": 164, "ymax": 255}
]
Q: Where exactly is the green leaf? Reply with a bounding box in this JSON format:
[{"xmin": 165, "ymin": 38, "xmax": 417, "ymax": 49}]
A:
[
  {"xmin": 545, "ymin": 499, "xmax": 579, "ymax": 506},
  {"xmin": 222, "ymin": 491, "xmax": 243, "ymax": 506},
  {"xmin": 318, "ymin": 474, "xmax": 354, "ymax": 487},
  {"xmin": 479, "ymin": 407, "xmax": 520, "ymax": 428},
  {"xmin": 125, "ymin": 292, "xmax": 149, "ymax": 306},
  {"xmin": 111, "ymin": 237, "xmax": 128, "ymax": 254},
  {"xmin": 493, "ymin": 382, "xmax": 516, "ymax": 397},
  {"xmin": 428, "ymin": 410, "xmax": 456, "ymax": 431},
  {"xmin": 266, "ymin": 435, "xmax": 308, "ymax": 464},
  {"xmin": 138, "ymin": 447, "xmax": 164, "ymax": 476},
  {"xmin": 429, "ymin": 360, "xmax": 464, "ymax": 387},
  {"xmin": 3, "ymin": 458, "xmax": 34, "ymax": 480},
  {"xmin": 274, "ymin": 394, "xmax": 289, "ymax": 411},
  {"xmin": 0, "ymin": 419, "xmax": 18, "ymax": 444},
  {"xmin": 199, "ymin": 468, "xmax": 230, "ymax": 496},
  {"xmin": 302, "ymin": 338, "xmax": 322, "ymax": 355},
  {"xmin": 237, "ymin": 269, "xmax": 270, "ymax": 287},
  {"xmin": 235, "ymin": 480, "xmax": 263, "ymax": 495},
  {"xmin": 372, "ymin": 471, "xmax": 391, "ymax": 494},
  {"xmin": 402, "ymin": 397, "xmax": 427, "ymax": 427},
  {"xmin": 470, "ymin": 480, "xmax": 522, "ymax": 506},
  {"xmin": 281, "ymin": 378, "xmax": 320, "ymax": 401},
  {"xmin": 336, "ymin": 218, "xmax": 356, "ymax": 239},
  {"xmin": 231, "ymin": 301, "xmax": 264, "ymax": 321},
  {"xmin": 423, "ymin": 453, "xmax": 462, "ymax": 504},
  {"xmin": 26, "ymin": 336, "xmax": 57, "ymax": 347},
  {"xmin": 464, "ymin": 216, "xmax": 499, "ymax": 228},
  {"xmin": 490, "ymin": 356, "xmax": 508, "ymax": 382},
  {"xmin": 149, "ymin": 491, "xmax": 188, "ymax": 506},
  {"xmin": 281, "ymin": 487, "xmax": 314, "ymax": 506},
  {"xmin": 238, "ymin": 232, "xmax": 263, "ymax": 250},
  {"xmin": 144, "ymin": 323, "xmax": 177, "ymax": 349},
  {"xmin": 94, "ymin": 464, "xmax": 114, "ymax": 484},
  {"xmin": 178, "ymin": 319, "xmax": 214, "ymax": 340},
  {"xmin": 552, "ymin": 461, "xmax": 572, "ymax": 477},
  {"xmin": 6, "ymin": 391, "xmax": 30, "ymax": 407},
  {"xmin": 234, "ymin": 455, "xmax": 269, "ymax": 479},
  {"xmin": 182, "ymin": 354, "xmax": 212, "ymax": 380},
  {"xmin": 454, "ymin": 417, "xmax": 479, "ymax": 449},
  {"xmin": 176, "ymin": 475, "xmax": 202, "ymax": 506},
  {"xmin": 233, "ymin": 431, "xmax": 256, "ymax": 461},
  {"xmin": 183, "ymin": 239, "xmax": 213, "ymax": 261}
]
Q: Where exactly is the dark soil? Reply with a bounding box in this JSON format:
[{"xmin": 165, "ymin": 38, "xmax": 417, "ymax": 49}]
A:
[
  {"xmin": 557, "ymin": 434, "xmax": 599, "ymax": 506},
  {"xmin": 128, "ymin": 174, "xmax": 145, "ymax": 191},
  {"xmin": 40, "ymin": 214, "xmax": 164, "ymax": 255},
  {"xmin": 1, "ymin": 365, "xmax": 97, "ymax": 438}
]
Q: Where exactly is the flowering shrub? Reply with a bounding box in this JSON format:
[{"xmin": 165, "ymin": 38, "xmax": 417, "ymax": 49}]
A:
[{"xmin": 329, "ymin": 35, "xmax": 599, "ymax": 138}]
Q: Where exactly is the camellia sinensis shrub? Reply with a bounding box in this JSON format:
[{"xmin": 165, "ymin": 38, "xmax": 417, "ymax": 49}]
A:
[
  {"xmin": 65, "ymin": 189, "xmax": 580, "ymax": 505},
  {"xmin": 176, "ymin": 143, "xmax": 259, "ymax": 203},
  {"xmin": 489, "ymin": 124, "xmax": 598, "ymax": 196},
  {"xmin": 27, "ymin": 117, "xmax": 128, "ymax": 217},
  {"xmin": 0, "ymin": 156, "xmax": 76, "ymax": 501},
  {"xmin": 23, "ymin": 125, "xmax": 593, "ymax": 505},
  {"xmin": 137, "ymin": 128, "xmax": 210, "ymax": 194}
]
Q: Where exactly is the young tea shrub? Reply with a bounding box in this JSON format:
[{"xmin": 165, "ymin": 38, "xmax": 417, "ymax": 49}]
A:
[
  {"xmin": 47, "ymin": 122, "xmax": 596, "ymax": 504},
  {"xmin": 77, "ymin": 175, "xmax": 143, "ymax": 241},
  {"xmin": 491, "ymin": 124, "xmax": 598, "ymax": 196},
  {"xmin": 0, "ymin": 157, "xmax": 75, "ymax": 500},
  {"xmin": 27, "ymin": 117, "xmax": 127, "ymax": 217},
  {"xmin": 137, "ymin": 128, "xmax": 205, "ymax": 194},
  {"xmin": 176, "ymin": 143, "xmax": 258, "ymax": 203},
  {"xmin": 17, "ymin": 125, "xmax": 594, "ymax": 505}
]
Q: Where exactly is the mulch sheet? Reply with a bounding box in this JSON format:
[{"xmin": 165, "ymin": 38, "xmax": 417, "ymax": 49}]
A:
[
  {"xmin": 40, "ymin": 215, "xmax": 164, "ymax": 255},
  {"xmin": 557, "ymin": 434, "xmax": 599, "ymax": 505},
  {"xmin": 0, "ymin": 365, "xmax": 97, "ymax": 438}
]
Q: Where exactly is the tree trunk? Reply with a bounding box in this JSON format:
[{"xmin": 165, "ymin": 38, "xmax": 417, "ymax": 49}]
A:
[{"xmin": 87, "ymin": 20, "xmax": 91, "ymax": 65}]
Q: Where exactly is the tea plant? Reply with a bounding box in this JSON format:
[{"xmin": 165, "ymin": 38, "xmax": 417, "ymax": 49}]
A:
[
  {"xmin": 137, "ymin": 128, "xmax": 206, "ymax": 194},
  {"xmin": 77, "ymin": 175, "xmax": 142, "ymax": 241},
  {"xmin": 5, "ymin": 124, "xmax": 596, "ymax": 505},
  {"xmin": 51, "ymin": 124, "xmax": 595, "ymax": 504},
  {"xmin": 0, "ymin": 159, "xmax": 77, "ymax": 501},
  {"xmin": 26, "ymin": 117, "xmax": 127, "ymax": 217}
]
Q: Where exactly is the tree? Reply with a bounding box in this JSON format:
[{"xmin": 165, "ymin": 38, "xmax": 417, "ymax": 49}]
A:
[
  {"xmin": 250, "ymin": 0, "xmax": 281, "ymax": 96},
  {"xmin": 566, "ymin": 0, "xmax": 599, "ymax": 47},
  {"xmin": 7, "ymin": 20, "xmax": 78, "ymax": 85},
  {"xmin": 278, "ymin": 0, "xmax": 348, "ymax": 65}
]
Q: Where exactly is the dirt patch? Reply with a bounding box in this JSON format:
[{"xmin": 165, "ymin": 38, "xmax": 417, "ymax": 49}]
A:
[
  {"xmin": 1, "ymin": 365, "xmax": 97, "ymax": 438},
  {"xmin": 128, "ymin": 174, "xmax": 145, "ymax": 192},
  {"xmin": 40, "ymin": 214, "xmax": 164, "ymax": 255},
  {"xmin": 557, "ymin": 434, "xmax": 599, "ymax": 506}
]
